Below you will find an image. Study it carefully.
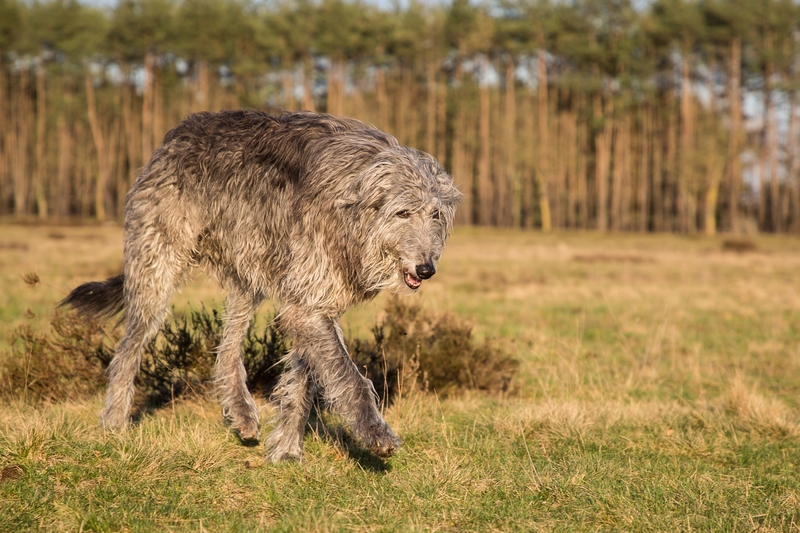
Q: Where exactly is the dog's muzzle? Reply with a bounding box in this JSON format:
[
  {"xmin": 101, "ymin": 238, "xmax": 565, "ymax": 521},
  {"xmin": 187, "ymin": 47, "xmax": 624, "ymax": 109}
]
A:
[{"xmin": 403, "ymin": 263, "xmax": 435, "ymax": 290}]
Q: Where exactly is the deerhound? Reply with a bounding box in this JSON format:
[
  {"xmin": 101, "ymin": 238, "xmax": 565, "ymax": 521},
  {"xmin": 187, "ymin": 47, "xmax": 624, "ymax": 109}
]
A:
[{"xmin": 61, "ymin": 110, "xmax": 460, "ymax": 462}]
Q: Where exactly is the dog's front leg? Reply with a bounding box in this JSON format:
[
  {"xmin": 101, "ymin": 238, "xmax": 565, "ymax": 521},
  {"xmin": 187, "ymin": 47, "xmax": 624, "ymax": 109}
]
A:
[{"xmin": 278, "ymin": 307, "xmax": 402, "ymax": 459}]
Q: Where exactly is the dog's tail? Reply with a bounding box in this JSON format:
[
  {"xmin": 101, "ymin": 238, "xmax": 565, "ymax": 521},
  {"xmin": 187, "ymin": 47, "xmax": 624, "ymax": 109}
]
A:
[{"xmin": 59, "ymin": 273, "xmax": 126, "ymax": 321}]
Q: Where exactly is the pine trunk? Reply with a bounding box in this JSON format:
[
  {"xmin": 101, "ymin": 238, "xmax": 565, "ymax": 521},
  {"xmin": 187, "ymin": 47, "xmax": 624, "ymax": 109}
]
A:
[
  {"xmin": 302, "ymin": 56, "xmax": 315, "ymax": 112},
  {"xmin": 477, "ymin": 55, "xmax": 492, "ymax": 225},
  {"xmin": 790, "ymin": 90, "xmax": 800, "ymax": 233},
  {"xmin": 537, "ymin": 50, "xmax": 551, "ymax": 232},
  {"xmin": 142, "ymin": 52, "xmax": 155, "ymax": 163},
  {"xmin": 505, "ymin": 60, "xmax": 519, "ymax": 227},
  {"xmin": 594, "ymin": 89, "xmax": 612, "ymax": 232},
  {"xmin": 86, "ymin": 72, "xmax": 107, "ymax": 222},
  {"xmin": 727, "ymin": 37, "xmax": 742, "ymax": 231},
  {"xmin": 34, "ymin": 55, "xmax": 48, "ymax": 218},
  {"xmin": 638, "ymin": 102, "xmax": 650, "ymax": 232},
  {"xmin": 56, "ymin": 103, "xmax": 73, "ymax": 218},
  {"xmin": 679, "ymin": 50, "xmax": 696, "ymax": 233},
  {"xmin": 426, "ymin": 61, "xmax": 437, "ymax": 156},
  {"xmin": 0, "ymin": 65, "xmax": 6, "ymax": 215},
  {"xmin": 13, "ymin": 69, "xmax": 31, "ymax": 215}
]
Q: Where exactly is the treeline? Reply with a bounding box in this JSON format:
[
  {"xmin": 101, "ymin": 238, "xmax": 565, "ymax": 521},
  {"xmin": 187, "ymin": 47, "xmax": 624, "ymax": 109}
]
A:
[{"xmin": 0, "ymin": 0, "xmax": 798, "ymax": 233}]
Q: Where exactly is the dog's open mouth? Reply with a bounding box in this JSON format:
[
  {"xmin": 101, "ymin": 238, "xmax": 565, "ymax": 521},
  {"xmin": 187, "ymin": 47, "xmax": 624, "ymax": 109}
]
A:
[{"xmin": 403, "ymin": 270, "xmax": 422, "ymax": 289}]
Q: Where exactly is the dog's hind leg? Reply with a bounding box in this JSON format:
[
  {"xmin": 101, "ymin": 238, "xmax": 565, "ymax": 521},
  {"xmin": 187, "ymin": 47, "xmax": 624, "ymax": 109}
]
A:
[
  {"xmin": 101, "ymin": 243, "xmax": 186, "ymax": 429},
  {"xmin": 215, "ymin": 288, "xmax": 264, "ymax": 443},
  {"xmin": 266, "ymin": 353, "xmax": 315, "ymax": 462}
]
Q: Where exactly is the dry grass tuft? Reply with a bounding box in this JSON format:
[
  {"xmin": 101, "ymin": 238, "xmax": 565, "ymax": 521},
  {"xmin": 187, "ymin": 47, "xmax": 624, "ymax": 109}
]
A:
[
  {"xmin": 712, "ymin": 374, "xmax": 799, "ymax": 437},
  {"xmin": 571, "ymin": 253, "xmax": 655, "ymax": 264},
  {"xmin": 1, "ymin": 311, "xmax": 115, "ymax": 403},
  {"xmin": 21, "ymin": 273, "xmax": 40, "ymax": 287},
  {"xmin": 721, "ymin": 238, "xmax": 758, "ymax": 253}
]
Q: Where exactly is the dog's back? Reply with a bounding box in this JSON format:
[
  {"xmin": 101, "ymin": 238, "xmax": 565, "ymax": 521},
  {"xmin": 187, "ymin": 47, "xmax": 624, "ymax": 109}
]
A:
[{"xmin": 122, "ymin": 110, "xmax": 397, "ymax": 296}]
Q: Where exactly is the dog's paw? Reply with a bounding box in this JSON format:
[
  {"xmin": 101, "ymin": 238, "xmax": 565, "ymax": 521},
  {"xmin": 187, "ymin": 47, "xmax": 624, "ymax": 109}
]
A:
[
  {"xmin": 266, "ymin": 445, "xmax": 304, "ymax": 463},
  {"xmin": 362, "ymin": 423, "xmax": 402, "ymax": 458},
  {"xmin": 234, "ymin": 422, "xmax": 261, "ymax": 446},
  {"xmin": 266, "ymin": 428, "xmax": 305, "ymax": 463},
  {"xmin": 222, "ymin": 405, "xmax": 261, "ymax": 445},
  {"xmin": 100, "ymin": 408, "xmax": 130, "ymax": 430}
]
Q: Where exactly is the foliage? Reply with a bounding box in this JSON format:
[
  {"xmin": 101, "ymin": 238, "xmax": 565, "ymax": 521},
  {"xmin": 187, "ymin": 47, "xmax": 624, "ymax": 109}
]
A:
[{"xmin": 1, "ymin": 0, "xmax": 800, "ymax": 233}]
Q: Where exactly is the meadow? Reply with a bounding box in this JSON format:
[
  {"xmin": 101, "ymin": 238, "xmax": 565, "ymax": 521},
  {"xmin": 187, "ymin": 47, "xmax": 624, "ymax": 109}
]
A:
[{"xmin": 2, "ymin": 223, "xmax": 800, "ymax": 531}]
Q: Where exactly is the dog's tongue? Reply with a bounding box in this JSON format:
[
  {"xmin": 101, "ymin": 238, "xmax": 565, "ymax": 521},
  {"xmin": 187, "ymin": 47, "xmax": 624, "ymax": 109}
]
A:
[{"xmin": 404, "ymin": 271, "xmax": 422, "ymax": 289}]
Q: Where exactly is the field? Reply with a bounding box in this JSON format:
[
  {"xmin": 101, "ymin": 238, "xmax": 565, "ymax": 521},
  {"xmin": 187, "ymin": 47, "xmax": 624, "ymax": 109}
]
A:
[{"xmin": 2, "ymin": 223, "xmax": 800, "ymax": 531}]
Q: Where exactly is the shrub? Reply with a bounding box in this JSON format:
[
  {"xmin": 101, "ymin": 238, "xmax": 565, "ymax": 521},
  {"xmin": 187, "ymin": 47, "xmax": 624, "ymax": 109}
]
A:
[
  {"xmin": 351, "ymin": 298, "xmax": 518, "ymax": 400},
  {"xmin": 1, "ymin": 299, "xmax": 517, "ymax": 407}
]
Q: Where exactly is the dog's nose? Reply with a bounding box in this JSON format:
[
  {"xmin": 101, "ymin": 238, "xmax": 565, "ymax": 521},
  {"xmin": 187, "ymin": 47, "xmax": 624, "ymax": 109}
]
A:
[{"xmin": 415, "ymin": 263, "xmax": 436, "ymax": 280}]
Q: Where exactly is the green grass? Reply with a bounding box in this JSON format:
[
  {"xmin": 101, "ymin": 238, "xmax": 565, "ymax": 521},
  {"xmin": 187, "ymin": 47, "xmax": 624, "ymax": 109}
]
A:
[{"xmin": 2, "ymin": 224, "xmax": 800, "ymax": 531}]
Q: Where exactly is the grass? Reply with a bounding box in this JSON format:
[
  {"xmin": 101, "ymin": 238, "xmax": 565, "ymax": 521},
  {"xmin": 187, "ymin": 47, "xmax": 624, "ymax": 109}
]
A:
[{"xmin": 2, "ymin": 223, "xmax": 800, "ymax": 531}]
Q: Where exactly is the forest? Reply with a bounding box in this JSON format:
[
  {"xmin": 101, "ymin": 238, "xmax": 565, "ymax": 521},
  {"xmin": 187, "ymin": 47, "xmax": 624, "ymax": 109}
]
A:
[{"xmin": 0, "ymin": 0, "xmax": 798, "ymax": 234}]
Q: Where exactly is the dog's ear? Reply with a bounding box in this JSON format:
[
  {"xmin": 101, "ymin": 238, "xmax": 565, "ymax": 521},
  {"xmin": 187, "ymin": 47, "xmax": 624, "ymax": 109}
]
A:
[
  {"xmin": 335, "ymin": 161, "xmax": 394, "ymax": 212},
  {"xmin": 335, "ymin": 181, "xmax": 387, "ymax": 211}
]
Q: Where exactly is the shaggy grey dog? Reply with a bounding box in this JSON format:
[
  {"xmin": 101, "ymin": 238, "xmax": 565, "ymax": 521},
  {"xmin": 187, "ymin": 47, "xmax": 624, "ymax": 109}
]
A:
[{"xmin": 61, "ymin": 110, "xmax": 460, "ymax": 462}]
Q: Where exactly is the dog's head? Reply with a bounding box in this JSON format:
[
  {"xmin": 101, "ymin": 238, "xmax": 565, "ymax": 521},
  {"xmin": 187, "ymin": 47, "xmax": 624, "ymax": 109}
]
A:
[{"xmin": 345, "ymin": 146, "xmax": 461, "ymax": 294}]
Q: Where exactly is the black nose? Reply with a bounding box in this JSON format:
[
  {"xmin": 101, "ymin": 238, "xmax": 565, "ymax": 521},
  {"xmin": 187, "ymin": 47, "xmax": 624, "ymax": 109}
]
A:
[{"xmin": 415, "ymin": 263, "xmax": 436, "ymax": 280}]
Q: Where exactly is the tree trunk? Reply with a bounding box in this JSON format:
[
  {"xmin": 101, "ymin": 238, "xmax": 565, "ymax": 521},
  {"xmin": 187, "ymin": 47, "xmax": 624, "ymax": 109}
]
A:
[
  {"xmin": 678, "ymin": 49, "xmax": 696, "ymax": 233},
  {"xmin": 302, "ymin": 55, "xmax": 315, "ymax": 112},
  {"xmin": 436, "ymin": 78, "xmax": 447, "ymax": 166},
  {"xmin": 566, "ymin": 95, "xmax": 579, "ymax": 229},
  {"xmin": 327, "ymin": 57, "xmax": 344, "ymax": 116},
  {"xmin": 426, "ymin": 60, "xmax": 437, "ymax": 156},
  {"xmin": 704, "ymin": 146, "xmax": 723, "ymax": 236},
  {"xmin": 56, "ymin": 87, "xmax": 73, "ymax": 219},
  {"xmin": 651, "ymin": 102, "xmax": 664, "ymax": 231},
  {"xmin": 594, "ymin": 88, "xmax": 612, "ymax": 232},
  {"xmin": 789, "ymin": 89, "xmax": 800, "ymax": 233},
  {"xmin": 34, "ymin": 54, "xmax": 48, "ymax": 218},
  {"xmin": 283, "ymin": 63, "xmax": 296, "ymax": 110},
  {"xmin": 505, "ymin": 59, "xmax": 519, "ymax": 227},
  {"xmin": 664, "ymin": 88, "xmax": 677, "ymax": 230},
  {"xmin": 522, "ymin": 86, "xmax": 535, "ymax": 228},
  {"xmin": 451, "ymin": 62, "xmax": 471, "ymax": 225},
  {"xmin": 375, "ymin": 65, "xmax": 387, "ymax": 130},
  {"xmin": 537, "ymin": 50, "xmax": 551, "ymax": 232},
  {"xmin": 638, "ymin": 102, "xmax": 650, "ymax": 232},
  {"xmin": 577, "ymin": 92, "xmax": 589, "ymax": 229},
  {"xmin": 142, "ymin": 51, "xmax": 155, "ymax": 163},
  {"xmin": 86, "ymin": 72, "xmax": 108, "ymax": 222},
  {"xmin": 0, "ymin": 64, "xmax": 6, "ymax": 215},
  {"xmin": 153, "ymin": 63, "xmax": 164, "ymax": 145},
  {"xmin": 12, "ymin": 68, "xmax": 31, "ymax": 216},
  {"xmin": 765, "ymin": 54, "xmax": 779, "ymax": 232},
  {"xmin": 704, "ymin": 61, "xmax": 722, "ymax": 236},
  {"xmin": 477, "ymin": 55, "xmax": 492, "ymax": 226},
  {"xmin": 727, "ymin": 36, "xmax": 742, "ymax": 232},
  {"xmin": 611, "ymin": 97, "xmax": 632, "ymax": 231}
]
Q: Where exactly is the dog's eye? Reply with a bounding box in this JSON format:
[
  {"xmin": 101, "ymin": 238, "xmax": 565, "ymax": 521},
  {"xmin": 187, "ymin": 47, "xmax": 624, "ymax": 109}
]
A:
[
  {"xmin": 396, "ymin": 210, "xmax": 411, "ymax": 219},
  {"xmin": 431, "ymin": 209, "xmax": 440, "ymax": 219}
]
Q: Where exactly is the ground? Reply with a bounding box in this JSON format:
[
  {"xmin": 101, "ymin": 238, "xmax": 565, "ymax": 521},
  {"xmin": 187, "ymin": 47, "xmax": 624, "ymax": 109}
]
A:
[{"xmin": 1, "ymin": 224, "xmax": 800, "ymax": 531}]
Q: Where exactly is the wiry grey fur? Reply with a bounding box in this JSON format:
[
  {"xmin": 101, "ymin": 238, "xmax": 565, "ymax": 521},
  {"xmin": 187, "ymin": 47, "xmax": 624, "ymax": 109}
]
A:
[{"xmin": 61, "ymin": 110, "xmax": 460, "ymax": 462}]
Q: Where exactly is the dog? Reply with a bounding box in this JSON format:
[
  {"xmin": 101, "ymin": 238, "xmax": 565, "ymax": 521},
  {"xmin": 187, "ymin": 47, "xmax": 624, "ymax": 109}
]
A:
[{"xmin": 61, "ymin": 110, "xmax": 460, "ymax": 461}]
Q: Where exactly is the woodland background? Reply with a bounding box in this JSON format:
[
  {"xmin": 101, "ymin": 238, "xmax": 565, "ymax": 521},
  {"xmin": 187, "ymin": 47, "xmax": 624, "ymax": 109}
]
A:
[{"xmin": 0, "ymin": 0, "xmax": 799, "ymax": 234}]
